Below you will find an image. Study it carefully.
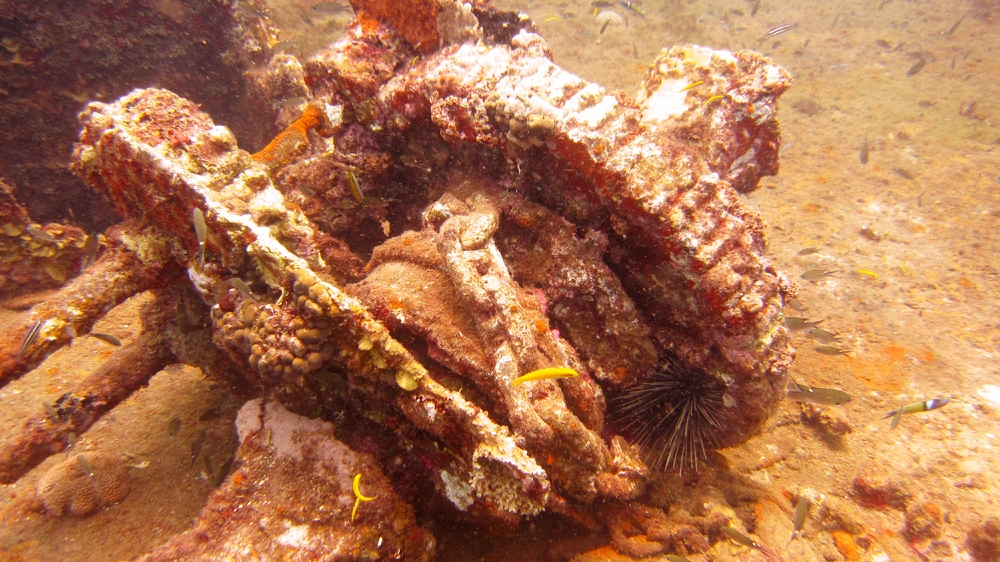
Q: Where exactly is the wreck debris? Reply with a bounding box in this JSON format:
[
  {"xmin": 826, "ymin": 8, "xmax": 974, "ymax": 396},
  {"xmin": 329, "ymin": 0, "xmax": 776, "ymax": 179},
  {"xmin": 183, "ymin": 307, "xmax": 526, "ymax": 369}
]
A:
[
  {"xmin": 133, "ymin": 399, "xmax": 435, "ymax": 561},
  {"xmin": 0, "ymin": 222, "xmax": 175, "ymax": 389},
  {"xmin": 0, "ymin": 180, "xmax": 88, "ymax": 301},
  {"xmin": 0, "ymin": 0, "xmax": 803, "ymax": 557},
  {"xmin": 347, "ymin": 29, "xmax": 795, "ymax": 450},
  {"xmin": 0, "ymin": 289, "xmax": 180, "ymax": 484},
  {"xmin": 64, "ymin": 6, "xmax": 797, "ymax": 533}
]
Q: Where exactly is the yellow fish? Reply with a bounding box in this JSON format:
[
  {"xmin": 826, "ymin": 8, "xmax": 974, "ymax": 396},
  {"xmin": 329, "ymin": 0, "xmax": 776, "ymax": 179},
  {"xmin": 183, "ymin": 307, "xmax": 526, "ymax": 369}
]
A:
[
  {"xmin": 512, "ymin": 367, "xmax": 579, "ymax": 386},
  {"xmin": 351, "ymin": 473, "xmax": 376, "ymax": 521}
]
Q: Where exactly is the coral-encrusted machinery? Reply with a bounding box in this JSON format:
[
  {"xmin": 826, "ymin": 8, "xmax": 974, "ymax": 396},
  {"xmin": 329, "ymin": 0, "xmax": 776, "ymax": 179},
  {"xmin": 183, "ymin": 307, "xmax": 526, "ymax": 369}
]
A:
[{"xmin": 0, "ymin": 0, "xmax": 797, "ymax": 557}]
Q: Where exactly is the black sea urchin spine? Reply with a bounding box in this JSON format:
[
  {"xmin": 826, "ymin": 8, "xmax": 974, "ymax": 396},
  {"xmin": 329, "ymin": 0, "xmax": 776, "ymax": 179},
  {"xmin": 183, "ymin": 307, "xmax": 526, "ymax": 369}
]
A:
[{"xmin": 614, "ymin": 358, "xmax": 724, "ymax": 476}]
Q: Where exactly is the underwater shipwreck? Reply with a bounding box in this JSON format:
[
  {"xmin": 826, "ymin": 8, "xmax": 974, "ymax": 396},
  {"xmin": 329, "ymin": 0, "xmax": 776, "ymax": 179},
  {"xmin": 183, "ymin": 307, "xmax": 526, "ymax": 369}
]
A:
[{"xmin": 0, "ymin": 0, "xmax": 816, "ymax": 558}]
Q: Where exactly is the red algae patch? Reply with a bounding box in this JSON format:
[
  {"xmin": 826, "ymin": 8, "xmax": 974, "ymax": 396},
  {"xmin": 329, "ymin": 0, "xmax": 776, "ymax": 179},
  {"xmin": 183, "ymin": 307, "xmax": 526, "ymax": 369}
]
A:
[{"xmin": 831, "ymin": 530, "xmax": 860, "ymax": 561}]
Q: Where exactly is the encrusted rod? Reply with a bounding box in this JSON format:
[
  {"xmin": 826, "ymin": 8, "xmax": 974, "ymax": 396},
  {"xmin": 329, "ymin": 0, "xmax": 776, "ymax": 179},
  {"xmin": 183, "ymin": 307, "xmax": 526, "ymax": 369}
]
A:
[
  {"xmin": 0, "ymin": 222, "xmax": 173, "ymax": 390},
  {"xmin": 0, "ymin": 289, "xmax": 178, "ymax": 484}
]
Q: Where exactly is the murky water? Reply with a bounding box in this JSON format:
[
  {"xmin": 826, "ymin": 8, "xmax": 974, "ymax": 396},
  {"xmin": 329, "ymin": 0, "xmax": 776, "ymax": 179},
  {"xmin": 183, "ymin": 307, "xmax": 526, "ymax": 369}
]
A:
[{"xmin": 1, "ymin": 0, "xmax": 998, "ymax": 560}]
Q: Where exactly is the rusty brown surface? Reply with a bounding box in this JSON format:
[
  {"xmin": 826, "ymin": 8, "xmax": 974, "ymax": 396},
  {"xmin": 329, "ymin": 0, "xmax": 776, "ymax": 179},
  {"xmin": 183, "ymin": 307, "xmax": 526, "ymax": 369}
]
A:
[
  {"xmin": 0, "ymin": 222, "xmax": 175, "ymax": 390},
  {"xmin": 0, "ymin": 291, "xmax": 178, "ymax": 484}
]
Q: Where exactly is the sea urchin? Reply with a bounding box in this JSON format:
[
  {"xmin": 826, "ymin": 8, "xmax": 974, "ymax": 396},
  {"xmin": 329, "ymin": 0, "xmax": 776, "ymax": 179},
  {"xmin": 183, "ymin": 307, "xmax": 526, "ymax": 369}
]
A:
[{"xmin": 614, "ymin": 357, "xmax": 725, "ymax": 476}]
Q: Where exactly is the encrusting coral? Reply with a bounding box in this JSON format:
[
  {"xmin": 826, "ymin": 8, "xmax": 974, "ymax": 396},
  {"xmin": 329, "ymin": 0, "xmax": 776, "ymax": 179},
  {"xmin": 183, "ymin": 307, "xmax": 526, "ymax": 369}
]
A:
[{"xmin": 36, "ymin": 452, "xmax": 131, "ymax": 517}]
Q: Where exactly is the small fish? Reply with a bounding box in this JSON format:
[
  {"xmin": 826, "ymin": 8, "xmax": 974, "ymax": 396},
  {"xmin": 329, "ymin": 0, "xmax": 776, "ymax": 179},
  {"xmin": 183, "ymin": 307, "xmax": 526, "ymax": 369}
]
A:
[
  {"xmin": 786, "ymin": 298, "xmax": 805, "ymax": 312},
  {"xmin": 600, "ymin": 19, "xmax": 611, "ymax": 34},
  {"xmin": 193, "ymin": 208, "xmax": 207, "ymax": 267},
  {"xmin": 236, "ymin": 1, "xmax": 267, "ymax": 18},
  {"xmin": 618, "ymin": 0, "xmax": 645, "ymax": 18},
  {"xmin": 168, "ymin": 417, "xmax": 182, "ymax": 436},
  {"xmin": 808, "ymin": 327, "xmax": 840, "ymax": 344},
  {"xmin": 513, "ymin": 367, "xmax": 579, "ymax": 386},
  {"xmin": 906, "ymin": 58, "xmax": 926, "ymax": 77},
  {"xmin": 814, "ymin": 345, "xmax": 850, "ymax": 356},
  {"xmin": 42, "ymin": 400, "xmax": 59, "ymax": 420},
  {"xmin": 228, "ymin": 278, "xmax": 255, "ymax": 300},
  {"xmin": 203, "ymin": 454, "xmax": 216, "ymax": 483},
  {"xmin": 801, "ymin": 269, "xmax": 838, "ymax": 281},
  {"xmin": 200, "ymin": 405, "xmax": 223, "ymax": 421},
  {"xmin": 787, "ymin": 496, "xmax": 809, "ymax": 546},
  {"xmin": 750, "ymin": 0, "xmax": 761, "ymax": 17},
  {"xmin": 859, "ymin": 226, "xmax": 883, "ymax": 242},
  {"xmin": 200, "ymin": 393, "xmax": 231, "ymax": 421},
  {"xmin": 26, "ymin": 226, "xmax": 57, "ymax": 242},
  {"xmin": 632, "ymin": 41, "xmax": 639, "ymax": 59},
  {"xmin": 65, "ymin": 431, "xmax": 77, "ymax": 460},
  {"xmin": 311, "ymin": 1, "xmax": 350, "ymax": 14},
  {"xmin": 298, "ymin": 10, "xmax": 316, "ymax": 28},
  {"xmin": 680, "ymin": 80, "xmax": 704, "ymax": 92},
  {"xmin": 764, "ymin": 23, "xmax": 799, "ymax": 38},
  {"xmin": 591, "ymin": 0, "xmax": 613, "ymax": 6},
  {"xmin": 860, "ymin": 133, "xmax": 869, "ymax": 164},
  {"xmin": 882, "ymin": 399, "xmax": 950, "ymax": 428},
  {"xmin": 81, "ymin": 233, "xmax": 99, "ymax": 271},
  {"xmin": 706, "ymin": 94, "xmax": 725, "ymax": 104},
  {"xmin": 191, "ymin": 430, "xmax": 206, "ymax": 468},
  {"xmin": 216, "ymin": 456, "xmax": 234, "ymax": 487},
  {"xmin": 279, "ymin": 96, "xmax": 307, "ymax": 108},
  {"xmin": 892, "ymin": 166, "xmax": 915, "ymax": 179},
  {"xmin": 77, "ymin": 454, "xmax": 94, "ymax": 478},
  {"xmin": 787, "ymin": 378, "xmax": 851, "ymax": 406},
  {"xmin": 946, "ymin": 15, "xmax": 964, "ymax": 35},
  {"xmin": 854, "ymin": 269, "xmax": 879, "ymax": 280},
  {"xmin": 722, "ymin": 526, "xmax": 767, "ymax": 552},
  {"xmin": 785, "ymin": 316, "xmax": 822, "ymax": 331},
  {"xmin": 18, "ymin": 319, "xmax": 42, "ymax": 358},
  {"xmin": 797, "ymin": 247, "xmax": 819, "ymax": 255},
  {"xmin": 269, "ymin": 39, "xmax": 296, "ymax": 54},
  {"xmin": 90, "ymin": 332, "xmax": 122, "ymax": 347},
  {"xmin": 347, "ymin": 171, "xmax": 364, "ymax": 203},
  {"xmin": 890, "ymin": 404, "xmax": 903, "ymax": 429},
  {"xmin": 352, "ymin": 473, "xmax": 377, "ymax": 521}
]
